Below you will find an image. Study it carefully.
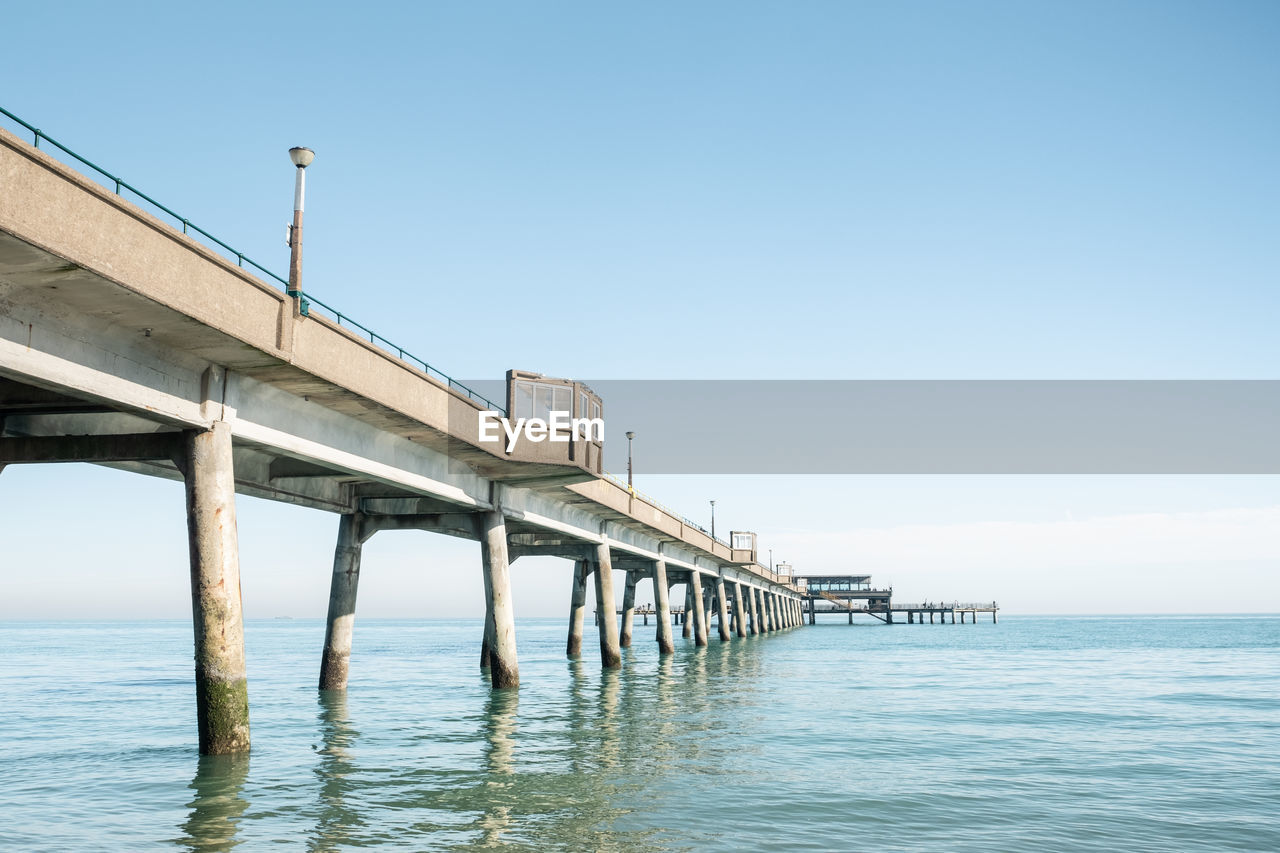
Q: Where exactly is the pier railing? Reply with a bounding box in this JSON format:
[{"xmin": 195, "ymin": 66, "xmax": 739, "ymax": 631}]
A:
[
  {"xmin": 882, "ymin": 602, "xmax": 999, "ymax": 611},
  {"xmin": 0, "ymin": 104, "xmax": 504, "ymax": 416}
]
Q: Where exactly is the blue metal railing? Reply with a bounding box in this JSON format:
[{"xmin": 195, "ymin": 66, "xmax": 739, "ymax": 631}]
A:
[{"xmin": 0, "ymin": 104, "xmax": 505, "ymax": 415}]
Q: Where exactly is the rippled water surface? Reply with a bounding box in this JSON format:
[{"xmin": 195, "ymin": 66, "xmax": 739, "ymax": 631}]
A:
[{"xmin": 3, "ymin": 615, "xmax": 1279, "ymax": 851}]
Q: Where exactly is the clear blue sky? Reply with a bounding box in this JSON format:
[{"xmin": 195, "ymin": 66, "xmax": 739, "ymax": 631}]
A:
[{"xmin": 2, "ymin": 1, "xmax": 1277, "ymax": 617}]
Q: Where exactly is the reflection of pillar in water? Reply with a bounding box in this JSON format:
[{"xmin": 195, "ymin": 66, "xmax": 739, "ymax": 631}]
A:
[
  {"xmin": 181, "ymin": 753, "xmax": 250, "ymax": 850},
  {"xmin": 477, "ymin": 688, "xmax": 519, "ymax": 847},
  {"xmin": 312, "ymin": 690, "xmax": 362, "ymax": 849}
]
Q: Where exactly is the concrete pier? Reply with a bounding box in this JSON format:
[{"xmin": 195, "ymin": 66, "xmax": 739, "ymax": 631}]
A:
[
  {"xmin": 749, "ymin": 586, "xmax": 761, "ymax": 635},
  {"xmin": 690, "ymin": 572, "xmax": 709, "ymax": 647},
  {"xmin": 715, "ymin": 577, "xmax": 731, "ymax": 642},
  {"xmin": 480, "ymin": 511, "xmax": 519, "ymax": 689},
  {"xmin": 593, "ymin": 543, "xmax": 622, "ymax": 668},
  {"xmin": 733, "ymin": 582, "xmax": 748, "ymax": 638},
  {"xmin": 183, "ymin": 423, "xmax": 250, "ymax": 755},
  {"xmin": 653, "ymin": 559, "xmax": 675, "ymax": 654},
  {"xmin": 566, "ymin": 558, "xmax": 589, "ymax": 657},
  {"xmin": 319, "ymin": 513, "xmax": 364, "ymax": 691},
  {"xmin": 682, "ymin": 585, "xmax": 694, "ymax": 639},
  {"xmin": 620, "ymin": 572, "xmax": 637, "ymax": 648}
]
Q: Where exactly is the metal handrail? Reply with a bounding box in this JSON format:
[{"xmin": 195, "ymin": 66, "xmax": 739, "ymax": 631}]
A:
[
  {"xmin": 602, "ymin": 472, "xmax": 731, "ymax": 547},
  {"xmin": 0, "ymin": 104, "xmax": 505, "ymax": 416}
]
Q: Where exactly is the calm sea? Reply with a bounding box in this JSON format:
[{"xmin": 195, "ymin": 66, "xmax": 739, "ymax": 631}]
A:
[{"xmin": 2, "ymin": 615, "xmax": 1278, "ymax": 851}]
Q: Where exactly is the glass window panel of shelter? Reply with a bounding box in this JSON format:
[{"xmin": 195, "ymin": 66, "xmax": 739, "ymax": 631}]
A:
[
  {"xmin": 515, "ymin": 381, "xmax": 535, "ymax": 420},
  {"xmin": 553, "ymin": 386, "xmax": 571, "ymax": 416},
  {"xmin": 536, "ymin": 384, "xmax": 555, "ymax": 421}
]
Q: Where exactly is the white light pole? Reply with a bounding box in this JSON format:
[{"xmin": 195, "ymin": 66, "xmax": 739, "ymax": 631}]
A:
[
  {"xmin": 287, "ymin": 146, "xmax": 315, "ymax": 297},
  {"xmin": 710, "ymin": 500, "xmax": 716, "ymax": 539}
]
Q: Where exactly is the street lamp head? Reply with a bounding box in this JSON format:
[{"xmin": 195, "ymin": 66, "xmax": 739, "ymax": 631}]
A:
[
  {"xmin": 626, "ymin": 431, "xmax": 635, "ymax": 440},
  {"xmin": 289, "ymin": 146, "xmax": 315, "ymax": 168}
]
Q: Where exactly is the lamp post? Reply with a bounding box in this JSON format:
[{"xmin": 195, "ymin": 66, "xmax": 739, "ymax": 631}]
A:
[
  {"xmin": 625, "ymin": 431, "xmax": 636, "ymax": 490},
  {"xmin": 287, "ymin": 146, "xmax": 315, "ymax": 298},
  {"xmin": 710, "ymin": 500, "xmax": 716, "ymax": 539}
]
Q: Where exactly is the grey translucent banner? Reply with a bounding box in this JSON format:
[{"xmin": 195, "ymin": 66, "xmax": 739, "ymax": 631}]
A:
[{"xmin": 460, "ymin": 380, "xmax": 1280, "ymax": 474}]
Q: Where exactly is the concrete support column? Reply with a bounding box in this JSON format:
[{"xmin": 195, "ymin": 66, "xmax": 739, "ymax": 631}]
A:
[
  {"xmin": 319, "ymin": 513, "xmax": 364, "ymax": 691},
  {"xmin": 760, "ymin": 590, "xmax": 772, "ymax": 632},
  {"xmin": 682, "ymin": 584, "xmax": 693, "ymax": 638},
  {"xmin": 480, "ymin": 511, "xmax": 519, "ymax": 688},
  {"xmin": 593, "ymin": 544, "xmax": 622, "ymax": 668},
  {"xmin": 715, "ymin": 577, "xmax": 731, "ymax": 642},
  {"xmin": 566, "ymin": 558, "xmax": 590, "ymax": 657},
  {"xmin": 994, "ymin": 610, "xmax": 998, "ymax": 624},
  {"xmin": 183, "ymin": 423, "xmax": 249, "ymax": 755},
  {"xmin": 732, "ymin": 582, "xmax": 748, "ymax": 638},
  {"xmin": 690, "ymin": 572, "xmax": 708, "ymax": 647},
  {"xmin": 620, "ymin": 572, "xmax": 637, "ymax": 648},
  {"xmin": 653, "ymin": 559, "xmax": 674, "ymax": 654},
  {"xmin": 749, "ymin": 587, "xmax": 761, "ymax": 635}
]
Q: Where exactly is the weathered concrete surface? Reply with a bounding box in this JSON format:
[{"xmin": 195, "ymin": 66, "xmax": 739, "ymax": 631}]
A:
[
  {"xmin": 715, "ymin": 577, "xmax": 731, "ymax": 642},
  {"xmin": 653, "ymin": 559, "xmax": 674, "ymax": 654},
  {"xmin": 733, "ymin": 581, "xmax": 748, "ymax": 638},
  {"xmin": 748, "ymin": 586, "xmax": 761, "ymax": 635},
  {"xmin": 183, "ymin": 422, "xmax": 249, "ymax": 755},
  {"xmin": 690, "ymin": 572, "xmax": 708, "ymax": 647},
  {"xmin": 620, "ymin": 572, "xmax": 637, "ymax": 648},
  {"xmin": 594, "ymin": 543, "xmax": 622, "ymax": 668},
  {"xmin": 480, "ymin": 511, "xmax": 519, "ymax": 688},
  {"xmin": 566, "ymin": 558, "xmax": 589, "ymax": 657},
  {"xmin": 682, "ymin": 584, "xmax": 694, "ymax": 639},
  {"xmin": 319, "ymin": 513, "xmax": 364, "ymax": 690}
]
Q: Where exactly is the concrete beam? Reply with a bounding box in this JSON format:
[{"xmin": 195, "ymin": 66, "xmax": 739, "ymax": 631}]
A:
[
  {"xmin": 0, "ymin": 432, "xmax": 182, "ymax": 464},
  {"xmin": 362, "ymin": 512, "xmax": 480, "ymax": 541}
]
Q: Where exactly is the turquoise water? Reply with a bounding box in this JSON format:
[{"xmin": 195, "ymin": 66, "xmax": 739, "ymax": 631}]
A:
[{"xmin": 2, "ymin": 616, "xmax": 1278, "ymax": 851}]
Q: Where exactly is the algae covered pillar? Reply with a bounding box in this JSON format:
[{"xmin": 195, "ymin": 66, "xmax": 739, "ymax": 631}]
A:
[
  {"xmin": 594, "ymin": 543, "xmax": 622, "ymax": 668},
  {"xmin": 690, "ymin": 571, "xmax": 708, "ymax": 647},
  {"xmin": 319, "ymin": 513, "xmax": 366, "ymax": 691},
  {"xmin": 182, "ymin": 422, "xmax": 249, "ymax": 755},
  {"xmin": 620, "ymin": 572, "xmax": 637, "ymax": 648},
  {"xmin": 566, "ymin": 558, "xmax": 590, "ymax": 657},
  {"xmin": 715, "ymin": 577, "xmax": 731, "ymax": 642},
  {"xmin": 480, "ymin": 511, "xmax": 519, "ymax": 688},
  {"xmin": 653, "ymin": 559, "xmax": 675, "ymax": 654}
]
